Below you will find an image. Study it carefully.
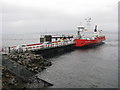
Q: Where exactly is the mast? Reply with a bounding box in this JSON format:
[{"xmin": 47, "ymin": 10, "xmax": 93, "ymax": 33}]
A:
[
  {"xmin": 85, "ymin": 17, "xmax": 91, "ymax": 31},
  {"xmin": 77, "ymin": 27, "xmax": 81, "ymax": 38}
]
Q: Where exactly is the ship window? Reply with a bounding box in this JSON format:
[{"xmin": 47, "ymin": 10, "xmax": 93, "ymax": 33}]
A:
[
  {"xmin": 78, "ymin": 27, "xmax": 85, "ymax": 30},
  {"xmin": 21, "ymin": 45, "xmax": 26, "ymax": 47},
  {"xmin": 80, "ymin": 27, "xmax": 84, "ymax": 29}
]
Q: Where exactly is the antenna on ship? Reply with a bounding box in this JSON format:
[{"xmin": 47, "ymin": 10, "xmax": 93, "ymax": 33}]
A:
[{"xmin": 85, "ymin": 17, "xmax": 91, "ymax": 31}]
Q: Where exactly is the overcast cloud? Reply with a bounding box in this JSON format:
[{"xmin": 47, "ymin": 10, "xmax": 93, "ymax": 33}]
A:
[{"xmin": 2, "ymin": 0, "xmax": 119, "ymax": 34}]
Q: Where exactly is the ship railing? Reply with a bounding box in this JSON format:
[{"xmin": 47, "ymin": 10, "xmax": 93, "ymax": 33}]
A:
[
  {"xmin": 1, "ymin": 40, "xmax": 75, "ymax": 54},
  {"xmin": 26, "ymin": 41, "xmax": 74, "ymax": 51}
]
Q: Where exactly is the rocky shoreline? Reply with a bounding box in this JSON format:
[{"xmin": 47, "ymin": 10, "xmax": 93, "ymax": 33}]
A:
[
  {"xmin": 8, "ymin": 52, "xmax": 52, "ymax": 73},
  {"xmin": 2, "ymin": 52, "xmax": 53, "ymax": 89}
]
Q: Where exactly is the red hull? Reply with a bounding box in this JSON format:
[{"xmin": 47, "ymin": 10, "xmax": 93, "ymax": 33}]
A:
[{"xmin": 74, "ymin": 36, "xmax": 105, "ymax": 47}]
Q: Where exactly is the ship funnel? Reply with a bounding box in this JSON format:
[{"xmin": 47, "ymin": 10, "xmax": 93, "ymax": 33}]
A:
[{"xmin": 94, "ymin": 25, "xmax": 97, "ymax": 32}]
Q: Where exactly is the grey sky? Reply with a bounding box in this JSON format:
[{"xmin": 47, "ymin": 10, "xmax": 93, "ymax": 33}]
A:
[{"xmin": 2, "ymin": 0, "xmax": 119, "ymax": 34}]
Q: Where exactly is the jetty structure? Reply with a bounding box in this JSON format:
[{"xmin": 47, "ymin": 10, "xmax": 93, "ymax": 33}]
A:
[
  {"xmin": 3, "ymin": 34, "xmax": 75, "ymax": 57},
  {"xmin": 1, "ymin": 34, "xmax": 75, "ymax": 89}
]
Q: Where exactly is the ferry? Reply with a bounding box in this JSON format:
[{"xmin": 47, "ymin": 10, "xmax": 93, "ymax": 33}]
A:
[
  {"xmin": 74, "ymin": 25, "xmax": 106, "ymax": 47},
  {"xmin": 1, "ymin": 18, "xmax": 106, "ymax": 53}
]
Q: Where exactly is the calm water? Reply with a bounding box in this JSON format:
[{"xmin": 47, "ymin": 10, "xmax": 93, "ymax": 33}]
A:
[{"xmin": 2, "ymin": 32, "xmax": 118, "ymax": 88}]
